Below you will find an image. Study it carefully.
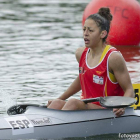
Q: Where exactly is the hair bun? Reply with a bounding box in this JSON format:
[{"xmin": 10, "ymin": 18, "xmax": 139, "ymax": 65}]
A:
[{"xmin": 98, "ymin": 7, "xmax": 112, "ymax": 21}]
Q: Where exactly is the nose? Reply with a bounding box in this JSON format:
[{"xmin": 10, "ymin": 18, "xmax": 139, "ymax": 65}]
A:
[{"xmin": 84, "ymin": 29, "xmax": 89, "ymax": 36}]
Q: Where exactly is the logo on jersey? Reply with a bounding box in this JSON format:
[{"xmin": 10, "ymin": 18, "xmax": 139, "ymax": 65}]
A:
[
  {"xmin": 79, "ymin": 67, "xmax": 86, "ymax": 74},
  {"xmin": 93, "ymin": 75, "xmax": 104, "ymax": 85},
  {"xmin": 79, "ymin": 67, "xmax": 83, "ymax": 73},
  {"xmin": 96, "ymin": 71, "xmax": 102, "ymax": 75}
]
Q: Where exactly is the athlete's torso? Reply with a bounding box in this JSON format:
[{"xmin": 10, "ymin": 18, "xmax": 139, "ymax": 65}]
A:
[{"xmin": 79, "ymin": 45, "xmax": 124, "ymax": 105}]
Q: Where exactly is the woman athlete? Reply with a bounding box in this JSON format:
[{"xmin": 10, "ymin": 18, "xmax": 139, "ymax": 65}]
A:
[{"xmin": 47, "ymin": 7, "xmax": 134, "ymax": 117}]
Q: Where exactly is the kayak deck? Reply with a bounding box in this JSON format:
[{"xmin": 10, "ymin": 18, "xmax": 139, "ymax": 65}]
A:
[{"xmin": 0, "ymin": 106, "xmax": 140, "ymax": 139}]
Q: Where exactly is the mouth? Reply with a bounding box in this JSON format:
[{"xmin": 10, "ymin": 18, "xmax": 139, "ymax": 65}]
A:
[{"xmin": 84, "ymin": 38, "xmax": 90, "ymax": 44}]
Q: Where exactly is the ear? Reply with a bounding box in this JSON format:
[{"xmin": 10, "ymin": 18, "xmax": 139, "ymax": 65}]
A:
[{"xmin": 100, "ymin": 30, "xmax": 107, "ymax": 39}]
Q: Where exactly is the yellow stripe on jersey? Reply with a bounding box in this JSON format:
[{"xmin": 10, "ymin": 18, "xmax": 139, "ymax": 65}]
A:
[
  {"xmin": 99, "ymin": 45, "xmax": 117, "ymax": 83},
  {"xmin": 104, "ymin": 79, "xmax": 108, "ymax": 96},
  {"xmin": 99, "ymin": 45, "xmax": 111, "ymax": 63},
  {"xmin": 109, "ymin": 72, "xmax": 117, "ymax": 83}
]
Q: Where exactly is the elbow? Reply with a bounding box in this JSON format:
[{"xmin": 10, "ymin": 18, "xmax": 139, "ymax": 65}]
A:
[
  {"xmin": 124, "ymin": 88, "xmax": 135, "ymax": 98},
  {"xmin": 132, "ymin": 91, "xmax": 135, "ymax": 98},
  {"xmin": 130, "ymin": 88, "xmax": 135, "ymax": 98}
]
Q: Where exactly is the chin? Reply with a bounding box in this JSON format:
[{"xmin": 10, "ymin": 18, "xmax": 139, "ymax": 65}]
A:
[{"xmin": 85, "ymin": 44, "xmax": 90, "ymax": 48}]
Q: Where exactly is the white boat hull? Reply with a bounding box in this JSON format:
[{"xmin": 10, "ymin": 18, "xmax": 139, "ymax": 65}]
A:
[{"xmin": 0, "ymin": 106, "xmax": 140, "ymax": 139}]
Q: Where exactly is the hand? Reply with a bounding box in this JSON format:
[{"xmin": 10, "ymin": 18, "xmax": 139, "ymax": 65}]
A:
[
  {"xmin": 47, "ymin": 100, "xmax": 53, "ymax": 107},
  {"xmin": 113, "ymin": 108, "xmax": 125, "ymax": 117}
]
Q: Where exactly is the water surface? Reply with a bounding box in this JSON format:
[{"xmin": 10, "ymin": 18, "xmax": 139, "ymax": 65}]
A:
[{"xmin": 0, "ymin": 0, "xmax": 140, "ymax": 140}]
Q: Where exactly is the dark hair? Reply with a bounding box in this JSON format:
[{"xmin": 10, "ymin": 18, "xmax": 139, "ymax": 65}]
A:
[{"xmin": 87, "ymin": 7, "xmax": 113, "ymax": 42}]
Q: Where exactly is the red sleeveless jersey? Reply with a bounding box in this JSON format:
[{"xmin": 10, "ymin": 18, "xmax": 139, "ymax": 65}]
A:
[{"xmin": 79, "ymin": 45, "xmax": 124, "ymax": 106}]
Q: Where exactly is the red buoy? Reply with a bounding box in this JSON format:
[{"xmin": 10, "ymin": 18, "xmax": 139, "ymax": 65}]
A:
[{"xmin": 82, "ymin": 0, "xmax": 140, "ymax": 46}]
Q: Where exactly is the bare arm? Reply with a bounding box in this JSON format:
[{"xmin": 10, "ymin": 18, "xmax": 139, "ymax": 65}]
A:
[
  {"xmin": 109, "ymin": 52, "xmax": 134, "ymax": 98},
  {"xmin": 109, "ymin": 52, "xmax": 134, "ymax": 117},
  {"xmin": 58, "ymin": 76, "xmax": 81, "ymax": 100},
  {"xmin": 58, "ymin": 47, "xmax": 86, "ymax": 100}
]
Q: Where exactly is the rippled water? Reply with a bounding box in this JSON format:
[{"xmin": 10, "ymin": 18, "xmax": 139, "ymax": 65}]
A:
[
  {"xmin": 0, "ymin": 0, "xmax": 89, "ymax": 111},
  {"xmin": 0, "ymin": 0, "xmax": 140, "ymax": 140}
]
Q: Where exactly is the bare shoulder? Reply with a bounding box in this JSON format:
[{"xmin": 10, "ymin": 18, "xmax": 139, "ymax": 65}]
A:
[
  {"xmin": 108, "ymin": 50, "xmax": 134, "ymax": 98},
  {"xmin": 75, "ymin": 47, "xmax": 86, "ymax": 63},
  {"xmin": 109, "ymin": 52, "xmax": 125, "ymax": 64},
  {"xmin": 109, "ymin": 51, "xmax": 126, "ymax": 71}
]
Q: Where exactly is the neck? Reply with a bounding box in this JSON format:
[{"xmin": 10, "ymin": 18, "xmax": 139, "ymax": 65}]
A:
[{"xmin": 89, "ymin": 42, "xmax": 106, "ymax": 57}]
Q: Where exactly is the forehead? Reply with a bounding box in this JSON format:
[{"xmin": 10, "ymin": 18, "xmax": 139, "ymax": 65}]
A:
[{"xmin": 83, "ymin": 19, "xmax": 98, "ymax": 28}]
